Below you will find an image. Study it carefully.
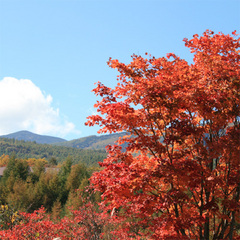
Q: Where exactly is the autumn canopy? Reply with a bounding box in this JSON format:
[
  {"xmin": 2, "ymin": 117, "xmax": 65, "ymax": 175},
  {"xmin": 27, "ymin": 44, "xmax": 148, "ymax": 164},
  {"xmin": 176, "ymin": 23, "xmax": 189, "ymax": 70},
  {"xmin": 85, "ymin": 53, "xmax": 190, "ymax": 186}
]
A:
[{"xmin": 86, "ymin": 30, "xmax": 240, "ymax": 239}]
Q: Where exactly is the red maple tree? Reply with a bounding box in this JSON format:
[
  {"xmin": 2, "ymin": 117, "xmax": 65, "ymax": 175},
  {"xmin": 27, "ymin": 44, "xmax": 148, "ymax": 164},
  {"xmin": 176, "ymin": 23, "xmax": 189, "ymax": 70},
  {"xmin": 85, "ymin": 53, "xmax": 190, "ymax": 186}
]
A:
[{"xmin": 86, "ymin": 30, "xmax": 240, "ymax": 239}]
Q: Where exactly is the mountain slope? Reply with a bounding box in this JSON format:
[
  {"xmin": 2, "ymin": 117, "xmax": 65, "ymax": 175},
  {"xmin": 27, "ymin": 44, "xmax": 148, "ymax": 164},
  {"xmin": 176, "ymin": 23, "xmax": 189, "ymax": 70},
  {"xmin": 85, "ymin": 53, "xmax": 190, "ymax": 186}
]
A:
[
  {"xmin": 0, "ymin": 130, "xmax": 66, "ymax": 144},
  {"xmin": 0, "ymin": 131, "xmax": 129, "ymax": 150},
  {"xmin": 54, "ymin": 132, "xmax": 128, "ymax": 150},
  {"xmin": 0, "ymin": 137, "xmax": 107, "ymax": 166}
]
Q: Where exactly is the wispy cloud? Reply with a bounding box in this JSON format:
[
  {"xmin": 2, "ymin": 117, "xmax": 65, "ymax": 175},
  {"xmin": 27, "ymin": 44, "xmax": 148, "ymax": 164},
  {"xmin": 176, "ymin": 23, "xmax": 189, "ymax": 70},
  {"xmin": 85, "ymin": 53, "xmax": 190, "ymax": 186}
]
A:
[{"xmin": 0, "ymin": 77, "xmax": 80, "ymax": 138}]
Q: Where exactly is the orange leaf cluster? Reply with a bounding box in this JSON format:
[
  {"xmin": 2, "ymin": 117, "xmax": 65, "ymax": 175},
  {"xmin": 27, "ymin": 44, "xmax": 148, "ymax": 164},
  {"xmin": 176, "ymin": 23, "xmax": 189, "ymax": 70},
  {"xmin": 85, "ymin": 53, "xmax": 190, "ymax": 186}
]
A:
[{"xmin": 86, "ymin": 30, "xmax": 240, "ymax": 239}]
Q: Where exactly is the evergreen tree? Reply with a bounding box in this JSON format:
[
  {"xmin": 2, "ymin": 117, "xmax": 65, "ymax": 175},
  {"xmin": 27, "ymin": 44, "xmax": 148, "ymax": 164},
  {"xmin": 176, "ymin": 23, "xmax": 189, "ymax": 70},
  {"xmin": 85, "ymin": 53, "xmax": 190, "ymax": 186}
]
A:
[
  {"xmin": 58, "ymin": 157, "xmax": 73, "ymax": 205},
  {"xmin": 66, "ymin": 163, "xmax": 89, "ymax": 191}
]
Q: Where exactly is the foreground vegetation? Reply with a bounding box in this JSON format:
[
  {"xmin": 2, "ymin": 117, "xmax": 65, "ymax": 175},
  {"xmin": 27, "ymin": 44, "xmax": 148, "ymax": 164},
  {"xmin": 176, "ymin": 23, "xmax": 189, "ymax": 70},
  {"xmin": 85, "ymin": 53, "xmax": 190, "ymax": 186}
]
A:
[{"xmin": 0, "ymin": 155, "xmax": 113, "ymax": 239}]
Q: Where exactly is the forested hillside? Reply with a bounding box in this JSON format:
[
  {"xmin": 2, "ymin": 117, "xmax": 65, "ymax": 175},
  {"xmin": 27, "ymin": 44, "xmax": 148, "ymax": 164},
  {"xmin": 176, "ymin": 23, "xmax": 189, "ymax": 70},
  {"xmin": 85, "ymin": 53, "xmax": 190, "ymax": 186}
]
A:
[
  {"xmin": 54, "ymin": 132, "xmax": 128, "ymax": 149},
  {"xmin": 0, "ymin": 137, "xmax": 107, "ymax": 166}
]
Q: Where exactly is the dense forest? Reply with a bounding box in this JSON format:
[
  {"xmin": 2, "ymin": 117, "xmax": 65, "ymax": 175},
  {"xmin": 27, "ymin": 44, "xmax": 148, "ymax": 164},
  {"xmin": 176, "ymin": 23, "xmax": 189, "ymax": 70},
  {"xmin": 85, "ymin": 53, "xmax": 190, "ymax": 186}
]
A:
[
  {"xmin": 0, "ymin": 154, "xmax": 101, "ymax": 230},
  {"xmin": 0, "ymin": 137, "xmax": 107, "ymax": 166}
]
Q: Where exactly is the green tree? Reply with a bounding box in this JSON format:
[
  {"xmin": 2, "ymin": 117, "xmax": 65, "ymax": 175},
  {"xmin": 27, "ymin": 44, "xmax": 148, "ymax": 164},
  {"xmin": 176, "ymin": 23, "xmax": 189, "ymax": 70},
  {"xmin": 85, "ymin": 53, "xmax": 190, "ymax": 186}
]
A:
[
  {"xmin": 30, "ymin": 160, "xmax": 46, "ymax": 183},
  {"xmin": 1, "ymin": 155, "xmax": 17, "ymax": 183},
  {"xmin": 35, "ymin": 171, "xmax": 61, "ymax": 212},
  {"xmin": 2, "ymin": 155, "xmax": 29, "ymax": 183},
  {"xmin": 66, "ymin": 163, "xmax": 90, "ymax": 191},
  {"xmin": 58, "ymin": 157, "xmax": 73, "ymax": 205},
  {"xmin": 51, "ymin": 198, "xmax": 62, "ymax": 221},
  {"xmin": 6, "ymin": 178, "xmax": 35, "ymax": 212},
  {"xmin": 49, "ymin": 157, "xmax": 58, "ymax": 166}
]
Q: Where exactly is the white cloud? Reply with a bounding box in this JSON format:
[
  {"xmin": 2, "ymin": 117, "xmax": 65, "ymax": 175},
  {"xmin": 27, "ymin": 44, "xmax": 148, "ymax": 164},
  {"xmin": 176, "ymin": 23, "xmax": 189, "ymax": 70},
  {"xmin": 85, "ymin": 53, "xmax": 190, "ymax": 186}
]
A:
[{"xmin": 0, "ymin": 77, "xmax": 80, "ymax": 138}]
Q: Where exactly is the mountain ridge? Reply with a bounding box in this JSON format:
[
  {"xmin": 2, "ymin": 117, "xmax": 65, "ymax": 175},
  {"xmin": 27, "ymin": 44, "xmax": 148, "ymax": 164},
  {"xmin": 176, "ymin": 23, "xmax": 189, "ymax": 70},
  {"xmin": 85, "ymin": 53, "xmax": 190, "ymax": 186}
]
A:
[
  {"xmin": 0, "ymin": 130, "xmax": 128, "ymax": 150},
  {"xmin": 0, "ymin": 130, "xmax": 67, "ymax": 144},
  {"xmin": 54, "ymin": 132, "xmax": 128, "ymax": 149}
]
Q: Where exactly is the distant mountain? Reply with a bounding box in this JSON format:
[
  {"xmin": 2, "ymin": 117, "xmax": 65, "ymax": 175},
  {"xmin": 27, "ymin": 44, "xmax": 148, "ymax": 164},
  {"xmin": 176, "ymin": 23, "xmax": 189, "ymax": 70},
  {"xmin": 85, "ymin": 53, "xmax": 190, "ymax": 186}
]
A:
[
  {"xmin": 54, "ymin": 132, "xmax": 129, "ymax": 150},
  {"xmin": 0, "ymin": 130, "xmax": 66, "ymax": 144},
  {"xmin": 0, "ymin": 130, "xmax": 129, "ymax": 150}
]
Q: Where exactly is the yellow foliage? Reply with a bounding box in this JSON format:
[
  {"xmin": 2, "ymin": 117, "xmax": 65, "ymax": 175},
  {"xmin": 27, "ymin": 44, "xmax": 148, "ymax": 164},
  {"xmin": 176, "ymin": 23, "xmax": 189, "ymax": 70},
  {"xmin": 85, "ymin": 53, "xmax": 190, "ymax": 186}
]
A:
[
  {"xmin": 0, "ymin": 154, "xmax": 10, "ymax": 167},
  {"xmin": 26, "ymin": 158, "xmax": 48, "ymax": 167}
]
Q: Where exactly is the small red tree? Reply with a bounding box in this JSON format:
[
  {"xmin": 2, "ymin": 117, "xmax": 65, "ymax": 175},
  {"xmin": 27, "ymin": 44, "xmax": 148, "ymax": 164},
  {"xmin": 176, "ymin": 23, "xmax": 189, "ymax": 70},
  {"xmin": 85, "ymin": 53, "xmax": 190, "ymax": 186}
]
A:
[{"xmin": 86, "ymin": 30, "xmax": 240, "ymax": 239}]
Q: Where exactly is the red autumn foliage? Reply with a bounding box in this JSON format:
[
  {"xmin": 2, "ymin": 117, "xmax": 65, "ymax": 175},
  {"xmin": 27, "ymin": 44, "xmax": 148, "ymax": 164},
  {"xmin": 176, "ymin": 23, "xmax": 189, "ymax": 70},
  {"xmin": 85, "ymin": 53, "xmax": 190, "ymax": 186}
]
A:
[
  {"xmin": 86, "ymin": 30, "xmax": 240, "ymax": 239},
  {"xmin": 0, "ymin": 203, "xmax": 113, "ymax": 240}
]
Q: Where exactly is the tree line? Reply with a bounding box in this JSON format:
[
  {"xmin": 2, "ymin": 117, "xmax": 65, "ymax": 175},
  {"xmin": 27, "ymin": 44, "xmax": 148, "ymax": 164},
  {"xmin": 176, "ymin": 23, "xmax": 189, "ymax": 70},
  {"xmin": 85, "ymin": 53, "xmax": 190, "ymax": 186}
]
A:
[{"xmin": 0, "ymin": 137, "xmax": 107, "ymax": 166}]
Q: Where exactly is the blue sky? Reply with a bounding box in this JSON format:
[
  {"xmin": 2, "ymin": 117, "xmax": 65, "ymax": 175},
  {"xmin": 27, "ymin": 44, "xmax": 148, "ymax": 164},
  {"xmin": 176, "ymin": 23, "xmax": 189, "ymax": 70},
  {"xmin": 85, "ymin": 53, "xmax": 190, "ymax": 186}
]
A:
[{"xmin": 0, "ymin": 0, "xmax": 239, "ymax": 140}]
